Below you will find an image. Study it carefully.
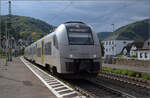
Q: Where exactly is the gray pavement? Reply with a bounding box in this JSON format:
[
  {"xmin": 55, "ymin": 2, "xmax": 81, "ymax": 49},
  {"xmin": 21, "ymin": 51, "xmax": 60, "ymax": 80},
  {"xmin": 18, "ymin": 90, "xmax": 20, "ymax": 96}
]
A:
[
  {"xmin": 103, "ymin": 63, "xmax": 150, "ymax": 74},
  {"xmin": 0, "ymin": 57, "xmax": 56, "ymax": 98}
]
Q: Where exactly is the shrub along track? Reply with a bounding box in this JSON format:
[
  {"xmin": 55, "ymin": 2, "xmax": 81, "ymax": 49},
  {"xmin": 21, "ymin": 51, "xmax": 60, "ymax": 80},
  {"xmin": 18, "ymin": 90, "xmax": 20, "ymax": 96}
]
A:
[{"xmin": 91, "ymin": 71, "xmax": 150, "ymax": 98}]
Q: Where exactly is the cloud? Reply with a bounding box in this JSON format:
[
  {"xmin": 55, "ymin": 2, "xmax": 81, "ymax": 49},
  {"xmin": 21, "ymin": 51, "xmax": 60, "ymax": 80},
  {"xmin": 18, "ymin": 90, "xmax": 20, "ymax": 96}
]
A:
[
  {"xmin": 1, "ymin": 0, "xmax": 150, "ymax": 32},
  {"xmin": 131, "ymin": 16, "xmax": 150, "ymax": 21}
]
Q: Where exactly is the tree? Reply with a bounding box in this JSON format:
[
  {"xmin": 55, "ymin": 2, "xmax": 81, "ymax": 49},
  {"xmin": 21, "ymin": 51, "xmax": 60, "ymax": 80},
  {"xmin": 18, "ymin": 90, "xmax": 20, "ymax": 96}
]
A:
[{"xmin": 99, "ymin": 40, "xmax": 104, "ymax": 56}]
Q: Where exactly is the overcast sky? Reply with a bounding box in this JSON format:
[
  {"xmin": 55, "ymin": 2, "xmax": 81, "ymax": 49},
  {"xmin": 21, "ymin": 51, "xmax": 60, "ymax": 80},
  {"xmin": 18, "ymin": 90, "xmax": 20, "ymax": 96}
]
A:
[{"xmin": 1, "ymin": 0, "xmax": 150, "ymax": 32}]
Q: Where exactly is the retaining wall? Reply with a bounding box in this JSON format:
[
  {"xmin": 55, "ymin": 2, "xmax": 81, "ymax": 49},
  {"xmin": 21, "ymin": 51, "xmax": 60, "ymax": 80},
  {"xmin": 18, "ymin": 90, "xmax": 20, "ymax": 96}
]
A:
[{"xmin": 102, "ymin": 58, "xmax": 150, "ymax": 66}]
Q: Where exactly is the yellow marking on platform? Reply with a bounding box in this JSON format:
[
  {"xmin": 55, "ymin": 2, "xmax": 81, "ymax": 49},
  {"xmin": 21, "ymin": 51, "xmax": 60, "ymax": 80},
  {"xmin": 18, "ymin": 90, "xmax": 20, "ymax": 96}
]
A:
[{"xmin": 48, "ymin": 40, "xmax": 51, "ymax": 43}]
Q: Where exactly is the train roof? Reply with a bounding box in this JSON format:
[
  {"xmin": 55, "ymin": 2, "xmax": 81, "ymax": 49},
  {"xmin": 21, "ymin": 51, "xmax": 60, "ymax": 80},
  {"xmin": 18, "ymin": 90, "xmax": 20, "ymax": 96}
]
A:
[
  {"xmin": 64, "ymin": 21, "xmax": 90, "ymax": 29},
  {"xmin": 64, "ymin": 21, "xmax": 85, "ymax": 24}
]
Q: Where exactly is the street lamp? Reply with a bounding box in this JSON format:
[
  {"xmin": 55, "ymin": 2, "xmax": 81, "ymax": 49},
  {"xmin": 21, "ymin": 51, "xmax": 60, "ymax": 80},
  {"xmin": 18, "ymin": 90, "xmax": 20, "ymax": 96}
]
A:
[
  {"xmin": 112, "ymin": 24, "xmax": 115, "ymax": 32},
  {"xmin": 111, "ymin": 24, "xmax": 115, "ymax": 56}
]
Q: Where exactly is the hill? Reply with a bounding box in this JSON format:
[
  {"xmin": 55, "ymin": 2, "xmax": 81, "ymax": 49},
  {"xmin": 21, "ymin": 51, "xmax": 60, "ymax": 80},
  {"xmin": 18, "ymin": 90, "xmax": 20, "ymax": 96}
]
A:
[
  {"xmin": 0, "ymin": 15, "xmax": 55, "ymax": 42},
  {"xmin": 97, "ymin": 32, "xmax": 112, "ymax": 40},
  {"xmin": 105, "ymin": 19, "xmax": 150, "ymax": 41}
]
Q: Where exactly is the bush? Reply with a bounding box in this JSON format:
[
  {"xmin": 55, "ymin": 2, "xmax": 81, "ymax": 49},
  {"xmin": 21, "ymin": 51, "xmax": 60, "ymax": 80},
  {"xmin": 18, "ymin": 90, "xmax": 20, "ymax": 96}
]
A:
[
  {"xmin": 136, "ymin": 74, "xmax": 140, "ymax": 78},
  {"xmin": 141, "ymin": 73, "xmax": 150, "ymax": 80},
  {"xmin": 0, "ymin": 53, "xmax": 6, "ymax": 58},
  {"xmin": 102, "ymin": 67, "xmax": 109, "ymax": 71},
  {"xmin": 102, "ymin": 67, "xmax": 150, "ymax": 80},
  {"xmin": 116, "ymin": 55, "xmax": 124, "ymax": 58},
  {"xmin": 121, "ymin": 70, "xmax": 128, "ymax": 75},
  {"xmin": 103, "ymin": 67, "xmax": 113, "ymax": 72},
  {"xmin": 128, "ymin": 71, "xmax": 136, "ymax": 77},
  {"xmin": 114, "ymin": 69, "xmax": 121, "ymax": 74}
]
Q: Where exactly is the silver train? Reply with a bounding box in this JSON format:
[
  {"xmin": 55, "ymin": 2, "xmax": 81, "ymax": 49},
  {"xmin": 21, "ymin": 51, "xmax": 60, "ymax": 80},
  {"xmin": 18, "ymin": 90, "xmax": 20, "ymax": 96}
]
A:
[{"xmin": 24, "ymin": 21, "xmax": 102, "ymax": 78}]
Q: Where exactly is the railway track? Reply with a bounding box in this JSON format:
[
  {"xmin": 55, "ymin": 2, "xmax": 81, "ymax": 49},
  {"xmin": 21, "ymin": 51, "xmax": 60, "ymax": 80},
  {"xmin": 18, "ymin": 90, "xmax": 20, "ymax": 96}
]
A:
[
  {"xmin": 68, "ymin": 79, "xmax": 134, "ymax": 98},
  {"xmin": 65, "ymin": 72, "xmax": 150, "ymax": 98},
  {"xmin": 99, "ymin": 71, "xmax": 150, "ymax": 89},
  {"xmin": 23, "ymin": 57, "xmax": 124, "ymax": 98},
  {"xmin": 90, "ymin": 71, "xmax": 150, "ymax": 98},
  {"xmin": 21, "ymin": 57, "xmax": 149, "ymax": 98}
]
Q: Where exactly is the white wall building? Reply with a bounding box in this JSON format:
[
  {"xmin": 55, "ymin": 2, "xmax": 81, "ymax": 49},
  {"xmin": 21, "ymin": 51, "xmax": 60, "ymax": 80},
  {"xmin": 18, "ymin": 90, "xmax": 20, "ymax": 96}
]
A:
[
  {"xmin": 136, "ymin": 49, "xmax": 150, "ymax": 60},
  {"xmin": 102, "ymin": 40, "xmax": 133, "ymax": 57},
  {"xmin": 136, "ymin": 38, "xmax": 150, "ymax": 60},
  {"xmin": 130, "ymin": 45, "xmax": 137, "ymax": 56}
]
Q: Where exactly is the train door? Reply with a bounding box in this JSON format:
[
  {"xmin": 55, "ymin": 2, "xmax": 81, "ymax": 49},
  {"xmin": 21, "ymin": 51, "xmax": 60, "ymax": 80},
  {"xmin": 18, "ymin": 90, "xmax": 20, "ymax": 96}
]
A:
[
  {"xmin": 35, "ymin": 42, "xmax": 38, "ymax": 61},
  {"xmin": 41, "ymin": 38, "xmax": 45, "ymax": 65}
]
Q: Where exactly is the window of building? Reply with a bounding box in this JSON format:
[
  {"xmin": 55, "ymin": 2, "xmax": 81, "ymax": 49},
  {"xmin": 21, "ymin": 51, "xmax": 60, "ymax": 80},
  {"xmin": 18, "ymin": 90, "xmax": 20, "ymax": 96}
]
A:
[
  {"xmin": 123, "ymin": 41, "xmax": 126, "ymax": 44},
  {"xmin": 106, "ymin": 48, "xmax": 108, "ymax": 52},
  {"xmin": 145, "ymin": 53, "xmax": 147, "ymax": 58},
  {"xmin": 148, "ymin": 42, "xmax": 150, "ymax": 46},
  {"xmin": 112, "ymin": 47, "xmax": 114, "ymax": 51},
  {"xmin": 140, "ymin": 53, "xmax": 142, "ymax": 58},
  {"xmin": 106, "ymin": 41, "xmax": 108, "ymax": 45},
  {"xmin": 136, "ymin": 53, "xmax": 137, "ymax": 57},
  {"xmin": 112, "ymin": 41, "xmax": 114, "ymax": 45},
  {"xmin": 109, "ymin": 41, "xmax": 111, "ymax": 45}
]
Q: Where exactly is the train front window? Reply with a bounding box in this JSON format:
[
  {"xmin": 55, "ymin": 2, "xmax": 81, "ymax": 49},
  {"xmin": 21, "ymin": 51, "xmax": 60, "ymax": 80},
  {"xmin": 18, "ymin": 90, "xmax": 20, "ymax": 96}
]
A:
[{"xmin": 68, "ymin": 32, "xmax": 94, "ymax": 45}]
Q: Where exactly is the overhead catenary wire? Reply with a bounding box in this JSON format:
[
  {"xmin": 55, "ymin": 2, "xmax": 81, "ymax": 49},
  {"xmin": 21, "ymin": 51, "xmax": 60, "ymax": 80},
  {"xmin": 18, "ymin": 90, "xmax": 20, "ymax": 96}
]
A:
[{"xmin": 50, "ymin": 1, "xmax": 73, "ymax": 25}]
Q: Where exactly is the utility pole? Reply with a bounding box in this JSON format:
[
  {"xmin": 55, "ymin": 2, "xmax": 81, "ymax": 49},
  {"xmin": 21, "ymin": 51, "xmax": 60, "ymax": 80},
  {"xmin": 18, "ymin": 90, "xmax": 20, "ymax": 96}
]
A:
[
  {"xmin": 112, "ymin": 24, "xmax": 115, "ymax": 32},
  {"xmin": 7, "ymin": 0, "xmax": 12, "ymax": 61},
  {"xmin": 149, "ymin": 21, "xmax": 150, "ymax": 39},
  {"xmin": 0, "ymin": 0, "xmax": 1, "ymax": 57},
  {"xmin": 5, "ymin": 21, "xmax": 8, "ymax": 66},
  {"xmin": 111, "ymin": 24, "xmax": 115, "ymax": 56}
]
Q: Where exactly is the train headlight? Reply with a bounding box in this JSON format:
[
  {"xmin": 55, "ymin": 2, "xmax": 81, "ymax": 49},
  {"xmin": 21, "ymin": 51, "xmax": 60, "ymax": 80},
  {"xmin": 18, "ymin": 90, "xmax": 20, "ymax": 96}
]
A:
[
  {"xmin": 69, "ymin": 54, "xmax": 73, "ymax": 58},
  {"xmin": 93, "ymin": 54, "xmax": 97, "ymax": 58}
]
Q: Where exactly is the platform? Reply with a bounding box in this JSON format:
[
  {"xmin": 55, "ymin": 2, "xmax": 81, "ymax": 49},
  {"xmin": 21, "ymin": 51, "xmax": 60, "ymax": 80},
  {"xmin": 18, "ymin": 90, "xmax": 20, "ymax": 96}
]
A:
[
  {"xmin": 102, "ymin": 63, "xmax": 150, "ymax": 74},
  {"xmin": 0, "ymin": 57, "xmax": 56, "ymax": 98}
]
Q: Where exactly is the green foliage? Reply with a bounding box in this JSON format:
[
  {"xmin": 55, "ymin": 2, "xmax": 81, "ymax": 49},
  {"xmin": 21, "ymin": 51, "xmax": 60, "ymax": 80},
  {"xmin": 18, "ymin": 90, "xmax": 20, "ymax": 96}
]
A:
[
  {"xmin": 0, "ymin": 53, "xmax": 6, "ymax": 58},
  {"xmin": 0, "ymin": 15, "xmax": 55, "ymax": 42},
  {"xmin": 131, "ymin": 55, "xmax": 137, "ymax": 58},
  {"xmin": 121, "ymin": 69, "xmax": 128, "ymax": 75},
  {"xmin": 116, "ymin": 55, "xmax": 124, "ymax": 58},
  {"xmin": 102, "ymin": 67, "xmax": 150, "ymax": 80},
  {"xmin": 128, "ymin": 71, "xmax": 136, "ymax": 77},
  {"xmin": 97, "ymin": 32, "xmax": 112, "ymax": 40},
  {"xmin": 114, "ymin": 69, "xmax": 121, "ymax": 74},
  {"xmin": 136, "ymin": 74, "xmax": 140, "ymax": 78},
  {"xmin": 105, "ymin": 19, "xmax": 150, "ymax": 41},
  {"xmin": 141, "ymin": 73, "xmax": 150, "ymax": 80},
  {"xmin": 99, "ymin": 40, "xmax": 104, "ymax": 56}
]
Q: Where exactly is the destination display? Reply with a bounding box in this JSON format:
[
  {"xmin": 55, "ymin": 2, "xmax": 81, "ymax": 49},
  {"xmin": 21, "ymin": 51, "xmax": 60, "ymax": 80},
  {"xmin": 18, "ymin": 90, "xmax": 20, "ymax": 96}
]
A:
[{"xmin": 68, "ymin": 28, "xmax": 90, "ymax": 32}]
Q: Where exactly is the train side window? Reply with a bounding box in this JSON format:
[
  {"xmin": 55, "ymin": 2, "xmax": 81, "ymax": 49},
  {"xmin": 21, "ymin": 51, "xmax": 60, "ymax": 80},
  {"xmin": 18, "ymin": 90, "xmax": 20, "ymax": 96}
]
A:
[
  {"xmin": 45, "ymin": 42, "xmax": 51, "ymax": 55},
  {"xmin": 53, "ymin": 35, "xmax": 58, "ymax": 49},
  {"xmin": 37, "ymin": 48, "xmax": 41, "ymax": 57}
]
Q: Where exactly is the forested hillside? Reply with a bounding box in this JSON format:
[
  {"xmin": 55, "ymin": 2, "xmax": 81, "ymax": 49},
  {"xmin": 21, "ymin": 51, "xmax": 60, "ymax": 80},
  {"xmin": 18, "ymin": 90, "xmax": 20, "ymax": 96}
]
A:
[
  {"xmin": 97, "ymin": 32, "xmax": 112, "ymax": 40},
  {"xmin": 105, "ymin": 19, "xmax": 150, "ymax": 41},
  {"xmin": 0, "ymin": 15, "xmax": 55, "ymax": 42}
]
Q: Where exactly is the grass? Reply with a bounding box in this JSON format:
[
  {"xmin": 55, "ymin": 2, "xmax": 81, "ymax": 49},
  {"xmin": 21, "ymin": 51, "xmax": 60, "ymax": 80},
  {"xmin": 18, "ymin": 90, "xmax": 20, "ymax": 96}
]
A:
[
  {"xmin": 0, "ymin": 54, "xmax": 6, "ymax": 59},
  {"xmin": 116, "ymin": 55, "xmax": 124, "ymax": 58},
  {"xmin": 102, "ymin": 67, "xmax": 150, "ymax": 80},
  {"xmin": 141, "ymin": 73, "xmax": 150, "ymax": 80}
]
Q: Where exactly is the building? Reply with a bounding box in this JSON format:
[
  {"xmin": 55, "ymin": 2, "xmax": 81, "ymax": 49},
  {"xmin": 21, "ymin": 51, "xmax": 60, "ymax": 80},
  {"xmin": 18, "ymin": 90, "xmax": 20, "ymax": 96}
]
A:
[
  {"xmin": 102, "ymin": 40, "xmax": 133, "ymax": 57},
  {"xmin": 120, "ymin": 42, "xmax": 144, "ymax": 57},
  {"xmin": 136, "ymin": 38, "xmax": 150, "ymax": 60}
]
